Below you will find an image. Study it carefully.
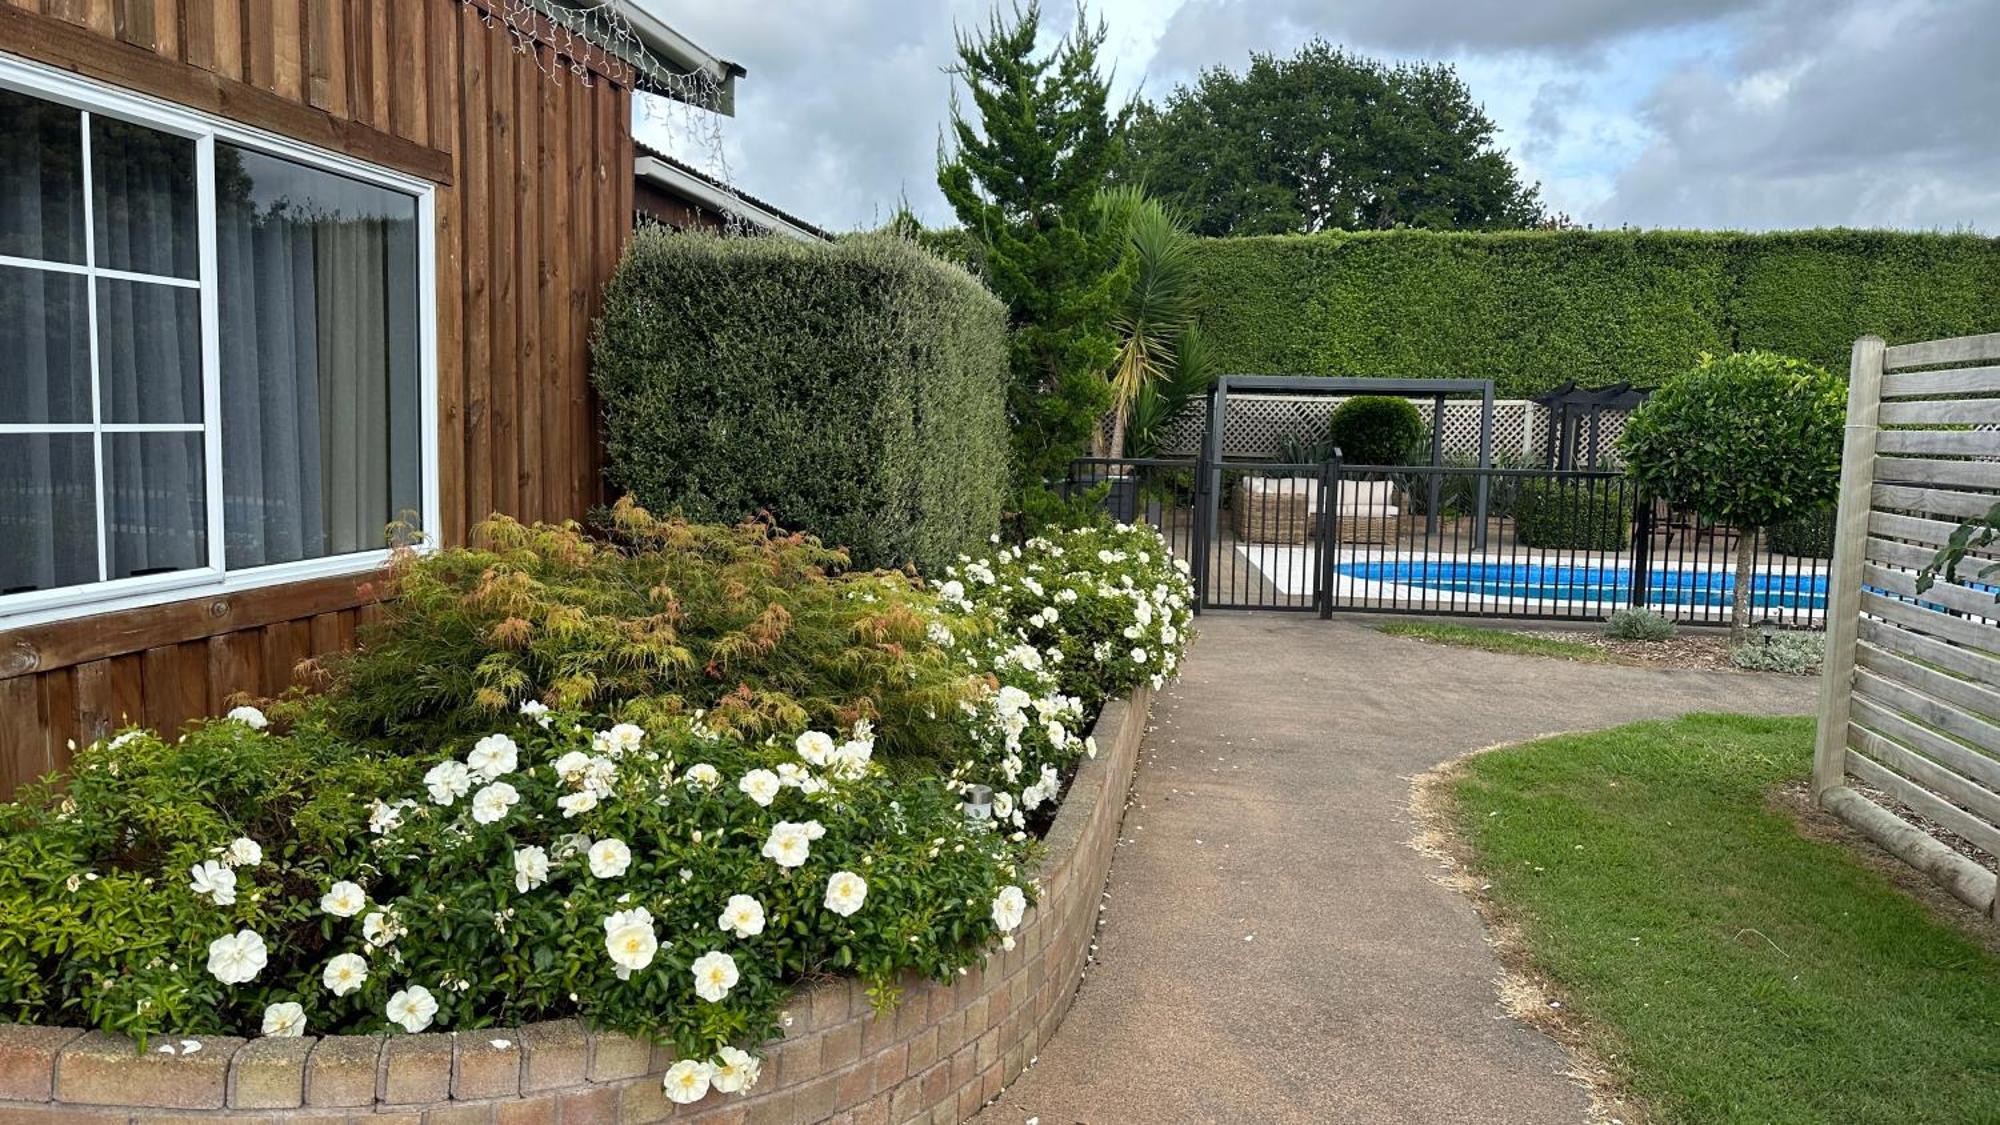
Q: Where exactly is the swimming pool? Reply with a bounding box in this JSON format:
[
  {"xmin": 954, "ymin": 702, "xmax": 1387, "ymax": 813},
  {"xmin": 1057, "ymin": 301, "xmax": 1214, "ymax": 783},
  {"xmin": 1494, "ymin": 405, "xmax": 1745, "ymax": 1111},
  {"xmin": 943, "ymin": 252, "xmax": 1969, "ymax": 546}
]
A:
[{"xmin": 1336, "ymin": 559, "xmax": 1829, "ymax": 611}]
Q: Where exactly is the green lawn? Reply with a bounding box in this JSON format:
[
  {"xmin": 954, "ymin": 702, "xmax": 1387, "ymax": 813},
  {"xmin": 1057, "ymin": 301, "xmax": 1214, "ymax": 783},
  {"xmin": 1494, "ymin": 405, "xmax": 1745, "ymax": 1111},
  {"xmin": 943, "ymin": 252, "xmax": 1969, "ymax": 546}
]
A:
[
  {"xmin": 1448, "ymin": 714, "xmax": 2000, "ymax": 1125},
  {"xmin": 1378, "ymin": 620, "xmax": 1609, "ymax": 662}
]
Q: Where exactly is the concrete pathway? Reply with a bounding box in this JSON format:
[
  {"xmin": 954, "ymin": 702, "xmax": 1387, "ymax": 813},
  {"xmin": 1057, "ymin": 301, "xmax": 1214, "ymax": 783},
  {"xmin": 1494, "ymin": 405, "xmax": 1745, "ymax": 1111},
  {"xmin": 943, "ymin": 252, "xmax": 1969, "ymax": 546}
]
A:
[{"xmin": 977, "ymin": 613, "xmax": 1816, "ymax": 1125}]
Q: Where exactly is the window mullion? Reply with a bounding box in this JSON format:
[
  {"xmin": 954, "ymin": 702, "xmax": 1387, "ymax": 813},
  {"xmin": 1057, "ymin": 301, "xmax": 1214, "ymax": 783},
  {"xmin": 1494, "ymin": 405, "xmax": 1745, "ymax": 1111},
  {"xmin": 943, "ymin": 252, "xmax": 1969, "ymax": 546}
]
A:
[
  {"xmin": 79, "ymin": 109, "xmax": 107, "ymax": 585},
  {"xmin": 196, "ymin": 132, "xmax": 224, "ymax": 577}
]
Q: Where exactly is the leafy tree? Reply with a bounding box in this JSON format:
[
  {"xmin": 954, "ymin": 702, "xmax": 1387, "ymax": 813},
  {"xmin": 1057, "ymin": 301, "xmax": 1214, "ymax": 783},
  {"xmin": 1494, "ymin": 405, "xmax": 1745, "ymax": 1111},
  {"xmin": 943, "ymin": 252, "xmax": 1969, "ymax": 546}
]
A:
[
  {"xmin": 1617, "ymin": 352, "xmax": 1846, "ymax": 644},
  {"xmin": 1095, "ymin": 186, "xmax": 1201, "ymax": 458},
  {"xmin": 1120, "ymin": 40, "xmax": 1543, "ymax": 236},
  {"xmin": 938, "ymin": 2, "xmax": 1129, "ymax": 491}
]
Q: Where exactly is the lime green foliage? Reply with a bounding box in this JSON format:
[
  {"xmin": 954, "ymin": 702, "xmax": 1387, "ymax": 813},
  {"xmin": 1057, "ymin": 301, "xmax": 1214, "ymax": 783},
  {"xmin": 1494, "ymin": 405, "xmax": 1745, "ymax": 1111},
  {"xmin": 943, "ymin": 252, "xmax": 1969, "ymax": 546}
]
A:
[
  {"xmin": 0, "ymin": 511, "xmax": 1195, "ymax": 1064},
  {"xmin": 1604, "ymin": 608, "xmax": 1676, "ymax": 642},
  {"xmin": 1326, "ymin": 395, "xmax": 1427, "ymax": 466},
  {"xmin": 1730, "ymin": 632, "xmax": 1825, "ymax": 675},
  {"xmin": 1120, "ymin": 39, "xmax": 1542, "ymax": 236},
  {"xmin": 948, "ymin": 524, "xmax": 1196, "ymax": 710},
  {"xmin": 591, "ymin": 228, "xmax": 1008, "ymax": 573},
  {"xmin": 1450, "ymin": 714, "xmax": 2000, "ymax": 1123},
  {"xmin": 937, "ymin": 2, "xmax": 1128, "ymax": 488},
  {"xmin": 321, "ymin": 502, "xmax": 982, "ymax": 763},
  {"xmin": 1377, "ymin": 621, "xmax": 1609, "ymax": 662},
  {"xmin": 1513, "ymin": 479, "xmax": 1630, "ymax": 550},
  {"xmin": 1187, "ymin": 229, "xmax": 2000, "ymax": 397},
  {"xmin": 1767, "ymin": 505, "xmax": 1836, "ymax": 558}
]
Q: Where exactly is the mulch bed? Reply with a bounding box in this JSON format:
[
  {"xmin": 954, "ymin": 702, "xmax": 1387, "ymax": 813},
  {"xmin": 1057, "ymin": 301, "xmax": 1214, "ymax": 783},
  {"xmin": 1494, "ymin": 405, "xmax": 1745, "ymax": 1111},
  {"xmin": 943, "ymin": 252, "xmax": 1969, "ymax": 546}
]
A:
[{"xmin": 1517, "ymin": 629, "xmax": 1742, "ymax": 672}]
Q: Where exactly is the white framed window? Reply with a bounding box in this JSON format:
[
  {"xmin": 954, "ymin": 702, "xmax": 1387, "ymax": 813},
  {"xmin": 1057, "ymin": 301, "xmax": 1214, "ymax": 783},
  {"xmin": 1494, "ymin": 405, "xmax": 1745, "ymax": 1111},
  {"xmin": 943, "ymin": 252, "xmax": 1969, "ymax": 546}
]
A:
[{"xmin": 0, "ymin": 54, "xmax": 439, "ymax": 628}]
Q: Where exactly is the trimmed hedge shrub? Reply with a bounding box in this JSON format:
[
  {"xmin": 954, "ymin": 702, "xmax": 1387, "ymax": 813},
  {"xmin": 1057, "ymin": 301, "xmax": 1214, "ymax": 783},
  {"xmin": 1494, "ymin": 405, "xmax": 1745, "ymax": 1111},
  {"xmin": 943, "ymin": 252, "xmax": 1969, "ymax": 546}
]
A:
[
  {"xmin": 1767, "ymin": 505, "xmax": 1836, "ymax": 558},
  {"xmin": 592, "ymin": 229, "xmax": 1010, "ymax": 573},
  {"xmin": 1514, "ymin": 479, "xmax": 1630, "ymax": 550},
  {"xmin": 1326, "ymin": 395, "xmax": 1426, "ymax": 466},
  {"xmin": 1189, "ymin": 229, "xmax": 2000, "ymax": 397}
]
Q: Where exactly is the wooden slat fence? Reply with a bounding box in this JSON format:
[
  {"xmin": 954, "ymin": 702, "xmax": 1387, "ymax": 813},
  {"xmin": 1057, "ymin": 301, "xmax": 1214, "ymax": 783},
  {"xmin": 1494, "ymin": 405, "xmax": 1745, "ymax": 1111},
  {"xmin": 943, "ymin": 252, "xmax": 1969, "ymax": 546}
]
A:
[{"xmin": 1814, "ymin": 332, "xmax": 2000, "ymax": 918}]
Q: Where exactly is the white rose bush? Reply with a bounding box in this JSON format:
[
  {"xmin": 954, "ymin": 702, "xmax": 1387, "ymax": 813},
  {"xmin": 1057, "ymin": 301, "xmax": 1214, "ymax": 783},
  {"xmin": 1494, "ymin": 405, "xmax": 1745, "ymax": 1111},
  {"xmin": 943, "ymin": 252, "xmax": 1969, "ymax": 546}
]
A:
[{"xmin": 0, "ymin": 504, "xmax": 1193, "ymax": 1107}]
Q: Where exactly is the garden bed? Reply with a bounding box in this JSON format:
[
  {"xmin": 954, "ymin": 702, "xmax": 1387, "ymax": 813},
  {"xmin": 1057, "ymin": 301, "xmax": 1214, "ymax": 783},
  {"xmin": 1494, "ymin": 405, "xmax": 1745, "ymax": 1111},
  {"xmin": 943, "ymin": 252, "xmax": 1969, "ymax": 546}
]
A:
[{"xmin": 0, "ymin": 685, "xmax": 1154, "ymax": 1123}]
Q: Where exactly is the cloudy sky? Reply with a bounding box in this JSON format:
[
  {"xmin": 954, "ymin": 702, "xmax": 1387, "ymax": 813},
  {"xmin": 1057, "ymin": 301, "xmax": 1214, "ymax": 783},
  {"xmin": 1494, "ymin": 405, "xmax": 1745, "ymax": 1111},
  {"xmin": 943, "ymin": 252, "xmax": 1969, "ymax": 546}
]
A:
[{"xmin": 637, "ymin": 0, "xmax": 2000, "ymax": 236}]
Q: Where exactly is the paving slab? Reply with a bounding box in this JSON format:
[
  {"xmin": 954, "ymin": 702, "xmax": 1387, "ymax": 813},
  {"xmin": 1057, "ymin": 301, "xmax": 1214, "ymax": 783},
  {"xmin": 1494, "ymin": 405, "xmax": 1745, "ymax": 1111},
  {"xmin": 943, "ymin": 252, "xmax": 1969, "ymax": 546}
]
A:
[{"xmin": 978, "ymin": 613, "xmax": 1815, "ymax": 1125}]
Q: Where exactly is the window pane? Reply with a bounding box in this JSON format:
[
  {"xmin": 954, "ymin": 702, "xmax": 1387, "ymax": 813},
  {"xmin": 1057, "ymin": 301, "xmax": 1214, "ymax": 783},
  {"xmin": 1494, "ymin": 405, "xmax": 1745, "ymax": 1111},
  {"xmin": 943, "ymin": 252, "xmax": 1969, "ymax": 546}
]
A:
[
  {"xmin": 0, "ymin": 265, "xmax": 91, "ymax": 424},
  {"xmin": 0, "ymin": 433, "xmax": 96, "ymax": 595},
  {"xmin": 91, "ymin": 114, "xmax": 197, "ymax": 280},
  {"xmin": 0, "ymin": 88, "xmax": 85, "ymax": 265},
  {"xmin": 104, "ymin": 431, "xmax": 207, "ymax": 580},
  {"xmin": 97, "ymin": 278, "xmax": 202, "ymax": 424},
  {"xmin": 217, "ymin": 145, "xmax": 421, "ymax": 568}
]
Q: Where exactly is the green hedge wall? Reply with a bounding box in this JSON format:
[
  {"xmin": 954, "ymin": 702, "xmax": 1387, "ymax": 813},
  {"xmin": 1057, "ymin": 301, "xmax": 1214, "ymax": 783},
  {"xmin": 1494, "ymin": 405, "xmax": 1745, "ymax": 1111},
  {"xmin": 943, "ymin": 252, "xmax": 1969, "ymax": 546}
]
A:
[
  {"xmin": 1190, "ymin": 229, "xmax": 2000, "ymax": 397},
  {"xmin": 592, "ymin": 229, "xmax": 1010, "ymax": 572}
]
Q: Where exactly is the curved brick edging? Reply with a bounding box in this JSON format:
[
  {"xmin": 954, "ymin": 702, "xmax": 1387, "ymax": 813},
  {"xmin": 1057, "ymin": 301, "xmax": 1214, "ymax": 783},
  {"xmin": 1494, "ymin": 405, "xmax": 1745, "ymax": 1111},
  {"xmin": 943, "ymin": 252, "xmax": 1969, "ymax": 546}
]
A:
[{"xmin": 0, "ymin": 685, "xmax": 1153, "ymax": 1124}]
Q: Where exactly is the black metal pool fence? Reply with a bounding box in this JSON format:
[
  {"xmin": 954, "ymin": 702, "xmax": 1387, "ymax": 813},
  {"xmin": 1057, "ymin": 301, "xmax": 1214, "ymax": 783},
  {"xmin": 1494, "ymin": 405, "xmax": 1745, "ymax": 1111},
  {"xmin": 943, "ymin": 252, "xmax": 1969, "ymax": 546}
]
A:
[{"xmin": 1062, "ymin": 456, "xmax": 1829, "ymax": 626}]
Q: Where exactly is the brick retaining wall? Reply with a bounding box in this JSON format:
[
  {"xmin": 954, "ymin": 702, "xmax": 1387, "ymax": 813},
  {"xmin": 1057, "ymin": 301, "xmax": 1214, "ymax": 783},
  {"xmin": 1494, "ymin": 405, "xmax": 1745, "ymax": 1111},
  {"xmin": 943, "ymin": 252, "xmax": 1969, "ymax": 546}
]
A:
[{"xmin": 0, "ymin": 686, "xmax": 1152, "ymax": 1124}]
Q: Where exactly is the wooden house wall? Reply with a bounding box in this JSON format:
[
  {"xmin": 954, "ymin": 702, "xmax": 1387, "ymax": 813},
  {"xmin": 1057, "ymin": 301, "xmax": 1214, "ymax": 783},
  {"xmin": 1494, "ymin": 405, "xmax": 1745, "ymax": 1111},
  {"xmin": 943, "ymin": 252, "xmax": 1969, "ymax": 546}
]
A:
[{"xmin": 0, "ymin": 0, "xmax": 636, "ymax": 795}]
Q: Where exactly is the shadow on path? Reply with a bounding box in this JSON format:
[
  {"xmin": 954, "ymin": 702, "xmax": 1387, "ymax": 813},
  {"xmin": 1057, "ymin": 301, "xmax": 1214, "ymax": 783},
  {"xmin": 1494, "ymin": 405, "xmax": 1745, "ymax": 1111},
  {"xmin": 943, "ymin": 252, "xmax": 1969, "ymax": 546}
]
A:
[{"xmin": 976, "ymin": 613, "xmax": 1816, "ymax": 1125}]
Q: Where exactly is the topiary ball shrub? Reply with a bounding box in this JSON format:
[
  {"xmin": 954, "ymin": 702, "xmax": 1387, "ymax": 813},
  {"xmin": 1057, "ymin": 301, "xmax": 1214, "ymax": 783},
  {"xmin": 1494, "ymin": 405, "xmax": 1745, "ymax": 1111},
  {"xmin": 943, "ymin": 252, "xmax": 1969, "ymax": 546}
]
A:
[
  {"xmin": 1731, "ymin": 630, "xmax": 1825, "ymax": 674},
  {"xmin": 1513, "ymin": 479, "xmax": 1630, "ymax": 550},
  {"xmin": 1766, "ymin": 505, "xmax": 1836, "ymax": 558},
  {"xmin": 1605, "ymin": 607, "xmax": 1676, "ymax": 641},
  {"xmin": 1325, "ymin": 395, "xmax": 1426, "ymax": 467}
]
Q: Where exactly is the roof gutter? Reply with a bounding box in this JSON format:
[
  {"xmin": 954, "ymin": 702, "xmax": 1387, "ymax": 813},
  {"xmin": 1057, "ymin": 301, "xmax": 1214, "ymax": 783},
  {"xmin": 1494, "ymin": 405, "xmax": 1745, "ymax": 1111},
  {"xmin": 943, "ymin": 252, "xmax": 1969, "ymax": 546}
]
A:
[
  {"xmin": 617, "ymin": 2, "xmax": 744, "ymax": 116},
  {"xmin": 634, "ymin": 155, "xmax": 827, "ymax": 242}
]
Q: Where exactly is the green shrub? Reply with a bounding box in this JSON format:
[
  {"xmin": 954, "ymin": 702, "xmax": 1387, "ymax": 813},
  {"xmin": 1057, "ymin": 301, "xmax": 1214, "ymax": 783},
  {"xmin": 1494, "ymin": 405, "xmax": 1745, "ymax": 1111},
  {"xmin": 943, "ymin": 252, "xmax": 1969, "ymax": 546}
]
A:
[
  {"xmin": 1186, "ymin": 229, "xmax": 2000, "ymax": 397},
  {"xmin": 1513, "ymin": 479, "xmax": 1630, "ymax": 550},
  {"xmin": 592, "ymin": 229, "xmax": 1009, "ymax": 573},
  {"xmin": 1326, "ymin": 395, "xmax": 1426, "ymax": 467},
  {"xmin": 1605, "ymin": 607, "xmax": 1677, "ymax": 641},
  {"xmin": 0, "ymin": 509, "xmax": 1196, "ymax": 1103},
  {"xmin": 1767, "ymin": 505, "xmax": 1836, "ymax": 558},
  {"xmin": 1731, "ymin": 631, "xmax": 1825, "ymax": 675}
]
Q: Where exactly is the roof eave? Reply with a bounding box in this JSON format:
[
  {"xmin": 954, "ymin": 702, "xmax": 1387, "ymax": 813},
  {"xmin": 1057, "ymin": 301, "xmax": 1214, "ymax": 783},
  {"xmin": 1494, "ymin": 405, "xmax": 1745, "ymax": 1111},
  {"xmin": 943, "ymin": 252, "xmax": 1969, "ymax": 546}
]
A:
[
  {"xmin": 634, "ymin": 155, "xmax": 829, "ymax": 242},
  {"xmin": 618, "ymin": 2, "xmax": 744, "ymax": 116}
]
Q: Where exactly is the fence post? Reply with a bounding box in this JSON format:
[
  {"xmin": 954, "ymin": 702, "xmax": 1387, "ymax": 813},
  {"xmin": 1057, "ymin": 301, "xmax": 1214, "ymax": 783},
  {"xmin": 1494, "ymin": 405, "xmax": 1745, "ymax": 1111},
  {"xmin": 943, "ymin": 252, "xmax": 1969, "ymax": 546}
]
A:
[
  {"xmin": 1627, "ymin": 489, "xmax": 1653, "ymax": 609},
  {"xmin": 1318, "ymin": 456, "xmax": 1341, "ymax": 619},
  {"xmin": 1812, "ymin": 336, "xmax": 1884, "ymax": 800}
]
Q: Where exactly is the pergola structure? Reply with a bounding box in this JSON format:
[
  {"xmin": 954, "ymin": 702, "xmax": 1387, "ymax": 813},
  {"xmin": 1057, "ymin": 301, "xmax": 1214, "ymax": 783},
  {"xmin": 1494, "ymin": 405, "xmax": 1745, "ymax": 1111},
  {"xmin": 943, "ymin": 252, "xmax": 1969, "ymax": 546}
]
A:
[
  {"xmin": 1532, "ymin": 381, "xmax": 1649, "ymax": 470},
  {"xmin": 1199, "ymin": 375, "xmax": 1499, "ymax": 548}
]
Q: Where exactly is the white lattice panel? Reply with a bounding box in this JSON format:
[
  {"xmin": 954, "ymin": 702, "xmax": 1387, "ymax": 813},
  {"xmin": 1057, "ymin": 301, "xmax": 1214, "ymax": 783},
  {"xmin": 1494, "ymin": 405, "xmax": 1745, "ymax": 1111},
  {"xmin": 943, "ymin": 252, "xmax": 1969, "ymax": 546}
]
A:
[{"xmin": 1155, "ymin": 395, "xmax": 1601, "ymax": 462}]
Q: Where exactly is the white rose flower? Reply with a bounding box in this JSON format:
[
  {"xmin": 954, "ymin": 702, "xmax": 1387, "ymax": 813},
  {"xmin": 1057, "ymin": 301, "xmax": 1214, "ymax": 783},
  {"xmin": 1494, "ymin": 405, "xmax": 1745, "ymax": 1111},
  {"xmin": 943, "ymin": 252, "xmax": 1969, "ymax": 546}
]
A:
[
  {"xmin": 710, "ymin": 1045, "xmax": 760, "ymax": 1094},
  {"xmin": 992, "ymin": 885, "xmax": 1027, "ymax": 932},
  {"xmin": 323, "ymin": 952, "xmax": 368, "ymax": 996},
  {"xmin": 684, "ymin": 763, "xmax": 720, "ymax": 789},
  {"xmin": 737, "ymin": 769, "xmax": 780, "ymax": 807},
  {"xmin": 557, "ymin": 791, "xmax": 600, "ymax": 818},
  {"xmin": 588, "ymin": 837, "xmax": 632, "ymax": 879},
  {"xmin": 552, "ymin": 750, "xmax": 593, "ymax": 781},
  {"xmin": 189, "ymin": 860, "xmax": 238, "ymax": 906},
  {"xmin": 603, "ymin": 907, "xmax": 659, "ymax": 976},
  {"xmin": 717, "ymin": 894, "xmax": 766, "ymax": 938},
  {"xmin": 760, "ymin": 822, "xmax": 814, "ymax": 869},
  {"xmin": 793, "ymin": 731, "xmax": 835, "ymax": 766},
  {"xmin": 662, "ymin": 1058, "xmax": 714, "ymax": 1104},
  {"xmin": 260, "ymin": 1001, "xmax": 305, "ymax": 1037},
  {"xmin": 467, "ymin": 733, "xmax": 520, "ymax": 780},
  {"xmin": 223, "ymin": 837, "xmax": 262, "ymax": 867},
  {"xmin": 385, "ymin": 985, "xmax": 438, "ymax": 1033},
  {"xmin": 822, "ymin": 871, "xmax": 868, "ymax": 918},
  {"xmin": 513, "ymin": 845, "xmax": 550, "ymax": 893},
  {"xmin": 1160, "ymin": 624, "xmax": 1179, "ymax": 645},
  {"xmin": 470, "ymin": 781, "xmax": 521, "ymax": 825},
  {"xmin": 206, "ymin": 929, "xmax": 268, "ymax": 985},
  {"xmin": 1046, "ymin": 720, "xmax": 1067, "ymax": 746},
  {"xmin": 690, "ymin": 950, "xmax": 739, "ymax": 1003},
  {"xmin": 226, "ymin": 705, "xmax": 268, "ymax": 730},
  {"xmin": 423, "ymin": 760, "xmax": 473, "ymax": 806},
  {"xmin": 593, "ymin": 722, "xmax": 646, "ymax": 758},
  {"xmin": 368, "ymin": 799, "xmax": 410, "ymax": 835},
  {"xmin": 829, "ymin": 740, "xmax": 873, "ymax": 780},
  {"xmin": 362, "ymin": 909, "xmax": 405, "ymax": 949},
  {"xmin": 992, "ymin": 791, "xmax": 1014, "ymax": 820},
  {"xmin": 518, "ymin": 699, "xmax": 552, "ymax": 727},
  {"xmin": 1131, "ymin": 647, "xmax": 1149, "ymax": 664},
  {"xmin": 320, "ymin": 880, "xmax": 367, "ymax": 918}
]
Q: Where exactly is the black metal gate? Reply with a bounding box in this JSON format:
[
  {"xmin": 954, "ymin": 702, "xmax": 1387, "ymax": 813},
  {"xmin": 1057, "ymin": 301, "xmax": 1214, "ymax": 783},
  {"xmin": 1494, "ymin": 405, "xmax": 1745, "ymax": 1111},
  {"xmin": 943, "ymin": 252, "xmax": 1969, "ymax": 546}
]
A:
[{"xmin": 1061, "ymin": 458, "xmax": 1827, "ymax": 626}]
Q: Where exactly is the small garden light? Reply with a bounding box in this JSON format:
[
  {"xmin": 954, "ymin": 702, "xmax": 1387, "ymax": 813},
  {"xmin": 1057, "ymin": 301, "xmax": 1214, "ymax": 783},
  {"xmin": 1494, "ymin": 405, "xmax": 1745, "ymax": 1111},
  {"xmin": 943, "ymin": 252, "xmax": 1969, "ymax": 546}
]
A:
[
  {"xmin": 1757, "ymin": 619, "xmax": 1778, "ymax": 646},
  {"xmin": 962, "ymin": 784, "xmax": 994, "ymax": 827}
]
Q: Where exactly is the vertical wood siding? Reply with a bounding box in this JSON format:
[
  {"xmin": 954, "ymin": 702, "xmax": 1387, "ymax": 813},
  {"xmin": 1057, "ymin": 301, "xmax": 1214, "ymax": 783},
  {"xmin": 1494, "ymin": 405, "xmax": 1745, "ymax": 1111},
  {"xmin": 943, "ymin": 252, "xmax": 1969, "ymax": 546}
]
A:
[{"xmin": 0, "ymin": 0, "xmax": 634, "ymax": 795}]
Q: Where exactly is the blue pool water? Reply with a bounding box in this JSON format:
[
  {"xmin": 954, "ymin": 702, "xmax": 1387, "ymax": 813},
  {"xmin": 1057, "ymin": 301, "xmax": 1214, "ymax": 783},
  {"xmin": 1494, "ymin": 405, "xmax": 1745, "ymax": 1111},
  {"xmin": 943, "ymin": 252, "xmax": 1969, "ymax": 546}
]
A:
[{"xmin": 1338, "ymin": 560, "xmax": 1829, "ymax": 610}]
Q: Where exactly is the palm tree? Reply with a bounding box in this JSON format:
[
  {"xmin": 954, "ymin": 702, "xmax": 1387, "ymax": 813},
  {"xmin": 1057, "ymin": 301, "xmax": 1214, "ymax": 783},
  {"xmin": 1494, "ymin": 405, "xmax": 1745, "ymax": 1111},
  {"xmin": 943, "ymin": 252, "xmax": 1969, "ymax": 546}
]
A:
[{"xmin": 1097, "ymin": 187, "xmax": 1199, "ymax": 459}]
